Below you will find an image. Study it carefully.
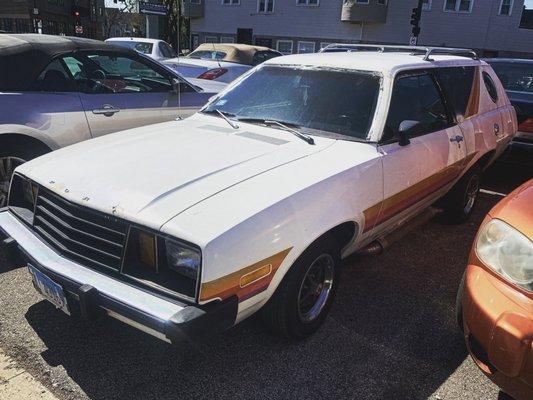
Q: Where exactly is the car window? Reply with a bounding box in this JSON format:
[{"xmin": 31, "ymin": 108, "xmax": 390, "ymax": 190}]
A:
[
  {"xmin": 188, "ymin": 50, "xmax": 226, "ymax": 60},
  {"xmin": 110, "ymin": 40, "xmax": 154, "ymax": 55},
  {"xmin": 383, "ymin": 73, "xmax": 449, "ymax": 142},
  {"xmin": 158, "ymin": 42, "xmax": 176, "ymax": 58},
  {"xmin": 252, "ymin": 51, "xmax": 281, "ymax": 66},
  {"xmin": 490, "ymin": 62, "xmax": 533, "ymax": 93},
  {"xmin": 30, "ymin": 58, "xmax": 74, "ymax": 92},
  {"xmin": 436, "ymin": 67, "xmax": 476, "ymax": 121},
  {"xmin": 482, "ymin": 71, "xmax": 499, "ymax": 103},
  {"xmin": 63, "ymin": 53, "xmax": 173, "ymax": 94},
  {"xmin": 204, "ymin": 65, "xmax": 381, "ymax": 140}
]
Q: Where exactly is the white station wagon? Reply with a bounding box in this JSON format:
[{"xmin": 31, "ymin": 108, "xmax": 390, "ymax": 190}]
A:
[{"xmin": 0, "ymin": 46, "xmax": 516, "ymax": 343}]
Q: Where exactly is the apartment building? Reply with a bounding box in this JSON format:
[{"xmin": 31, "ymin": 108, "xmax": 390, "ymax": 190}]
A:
[{"xmin": 182, "ymin": 0, "xmax": 533, "ymax": 57}]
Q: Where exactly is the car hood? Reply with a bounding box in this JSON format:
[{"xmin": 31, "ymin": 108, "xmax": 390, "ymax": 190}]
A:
[{"xmin": 17, "ymin": 114, "xmax": 334, "ymax": 230}]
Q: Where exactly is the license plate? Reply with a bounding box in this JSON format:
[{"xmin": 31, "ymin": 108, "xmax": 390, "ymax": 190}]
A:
[{"xmin": 28, "ymin": 264, "xmax": 70, "ymax": 315}]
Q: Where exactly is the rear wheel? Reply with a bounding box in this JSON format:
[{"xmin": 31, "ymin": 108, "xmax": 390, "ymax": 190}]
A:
[
  {"xmin": 0, "ymin": 144, "xmax": 48, "ymax": 208},
  {"xmin": 262, "ymin": 235, "xmax": 341, "ymax": 340},
  {"xmin": 440, "ymin": 167, "xmax": 481, "ymax": 224}
]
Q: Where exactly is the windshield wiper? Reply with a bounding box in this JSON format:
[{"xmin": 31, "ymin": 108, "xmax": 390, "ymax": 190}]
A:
[
  {"xmin": 203, "ymin": 109, "xmax": 239, "ymax": 130},
  {"xmin": 238, "ymin": 118, "xmax": 315, "ymax": 145}
]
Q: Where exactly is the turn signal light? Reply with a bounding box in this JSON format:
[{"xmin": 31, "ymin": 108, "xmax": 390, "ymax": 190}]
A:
[
  {"xmin": 240, "ymin": 264, "xmax": 272, "ymax": 288},
  {"xmin": 138, "ymin": 231, "xmax": 156, "ymax": 270},
  {"xmin": 197, "ymin": 68, "xmax": 228, "ymax": 80}
]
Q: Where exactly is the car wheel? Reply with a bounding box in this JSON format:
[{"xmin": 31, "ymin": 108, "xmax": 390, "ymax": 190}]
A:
[
  {"xmin": 0, "ymin": 145, "xmax": 48, "ymax": 208},
  {"xmin": 262, "ymin": 234, "xmax": 341, "ymax": 340},
  {"xmin": 441, "ymin": 167, "xmax": 481, "ymax": 224},
  {"xmin": 456, "ymin": 270, "xmax": 466, "ymax": 334}
]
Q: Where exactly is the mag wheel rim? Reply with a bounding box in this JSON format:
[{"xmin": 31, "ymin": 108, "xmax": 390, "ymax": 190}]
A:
[
  {"xmin": 297, "ymin": 253, "xmax": 335, "ymax": 323},
  {"xmin": 464, "ymin": 174, "xmax": 480, "ymax": 215},
  {"xmin": 0, "ymin": 156, "xmax": 25, "ymax": 208}
]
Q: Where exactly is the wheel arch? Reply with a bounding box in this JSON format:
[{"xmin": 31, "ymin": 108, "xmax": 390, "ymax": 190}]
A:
[{"xmin": 0, "ymin": 133, "xmax": 54, "ymax": 155}]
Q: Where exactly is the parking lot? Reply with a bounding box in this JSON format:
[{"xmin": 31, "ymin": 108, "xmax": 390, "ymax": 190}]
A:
[{"xmin": 0, "ymin": 160, "xmax": 530, "ymax": 400}]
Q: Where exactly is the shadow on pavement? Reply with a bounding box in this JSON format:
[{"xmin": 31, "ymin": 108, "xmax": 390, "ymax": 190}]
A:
[{"xmin": 21, "ymin": 160, "xmax": 530, "ymax": 400}]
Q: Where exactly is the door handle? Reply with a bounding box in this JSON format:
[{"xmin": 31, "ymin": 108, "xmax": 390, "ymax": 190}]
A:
[
  {"xmin": 449, "ymin": 135, "xmax": 464, "ymax": 143},
  {"xmin": 494, "ymin": 123, "xmax": 500, "ymax": 135},
  {"xmin": 93, "ymin": 104, "xmax": 120, "ymax": 117}
]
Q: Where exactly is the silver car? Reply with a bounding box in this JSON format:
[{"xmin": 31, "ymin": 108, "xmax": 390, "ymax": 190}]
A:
[{"xmin": 0, "ymin": 34, "xmax": 227, "ymax": 207}]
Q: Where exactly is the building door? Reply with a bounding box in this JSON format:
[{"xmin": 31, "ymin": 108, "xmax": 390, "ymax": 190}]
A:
[{"xmin": 237, "ymin": 28, "xmax": 253, "ymax": 44}]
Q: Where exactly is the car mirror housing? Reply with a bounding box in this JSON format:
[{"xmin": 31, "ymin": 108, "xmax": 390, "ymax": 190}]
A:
[{"xmin": 398, "ymin": 120, "xmax": 420, "ymax": 146}]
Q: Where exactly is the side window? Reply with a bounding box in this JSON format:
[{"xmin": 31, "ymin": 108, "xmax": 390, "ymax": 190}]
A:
[
  {"xmin": 158, "ymin": 42, "xmax": 176, "ymax": 58},
  {"xmin": 436, "ymin": 67, "xmax": 475, "ymax": 121},
  {"xmin": 383, "ymin": 73, "xmax": 449, "ymax": 142},
  {"xmin": 252, "ymin": 51, "xmax": 280, "ymax": 66},
  {"xmin": 482, "ymin": 71, "xmax": 498, "ymax": 103},
  {"xmin": 30, "ymin": 59, "xmax": 74, "ymax": 92},
  {"xmin": 63, "ymin": 53, "xmax": 173, "ymax": 94}
]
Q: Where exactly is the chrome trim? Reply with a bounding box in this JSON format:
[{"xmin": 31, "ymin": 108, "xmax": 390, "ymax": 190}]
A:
[
  {"xmin": 105, "ymin": 309, "xmax": 171, "ymax": 343},
  {"xmin": 0, "ymin": 210, "xmax": 185, "ymax": 322}
]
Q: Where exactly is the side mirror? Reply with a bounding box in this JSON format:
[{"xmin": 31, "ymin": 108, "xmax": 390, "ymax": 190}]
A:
[{"xmin": 398, "ymin": 120, "xmax": 419, "ymax": 146}]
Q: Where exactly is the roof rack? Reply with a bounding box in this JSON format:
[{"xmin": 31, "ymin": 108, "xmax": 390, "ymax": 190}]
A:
[{"xmin": 320, "ymin": 44, "xmax": 478, "ymax": 61}]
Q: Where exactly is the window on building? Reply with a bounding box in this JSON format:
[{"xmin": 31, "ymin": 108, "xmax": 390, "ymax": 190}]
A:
[
  {"xmin": 258, "ymin": 0, "xmax": 274, "ymax": 13},
  {"xmin": 190, "ymin": 0, "xmax": 201, "ymax": 4},
  {"xmin": 222, "ymin": 0, "xmax": 239, "ymax": 5},
  {"xmin": 205, "ymin": 36, "xmax": 219, "ymax": 43},
  {"xmin": 499, "ymin": 0, "xmax": 513, "ymax": 15},
  {"xmin": 354, "ymin": 0, "xmax": 369, "ymax": 4},
  {"xmin": 444, "ymin": 0, "xmax": 473, "ymax": 12},
  {"xmin": 296, "ymin": 0, "xmax": 319, "ymax": 5},
  {"xmin": 298, "ymin": 41, "xmax": 316, "ymax": 54},
  {"xmin": 277, "ymin": 40, "xmax": 293, "ymax": 54},
  {"xmin": 377, "ymin": 0, "xmax": 387, "ymax": 5},
  {"xmin": 422, "ymin": 0, "xmax": 432, "ymax": 11},
  {"xmin": 520, "ymin": 0, "xmax": 533, "ymax": 28},
  {"xmin": 220, "ymin": 36, "xmax": 235, "ymax": 43}
]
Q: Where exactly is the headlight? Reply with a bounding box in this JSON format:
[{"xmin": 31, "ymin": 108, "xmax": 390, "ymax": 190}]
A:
[
  {"xmin": 165, "ymin": 239, "xmax": 201, "ymax": 280},
  {"xmin": 476, "ymin": 218, "xmax": 533, "ymax": 291},
  {"xmin": 123, "ymin": 228, "xmax": 201, "ymax": 300}
]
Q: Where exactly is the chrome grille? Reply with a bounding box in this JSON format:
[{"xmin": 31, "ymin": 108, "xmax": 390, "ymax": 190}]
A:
[{"xmin": 32, "ymin": 187, "xmax": 128, "ymax": 272}]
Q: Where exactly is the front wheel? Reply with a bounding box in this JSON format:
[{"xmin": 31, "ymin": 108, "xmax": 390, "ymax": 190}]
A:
[{"xmin": 262, "ymin": 235, "xmax": 341, "ymax": 340}]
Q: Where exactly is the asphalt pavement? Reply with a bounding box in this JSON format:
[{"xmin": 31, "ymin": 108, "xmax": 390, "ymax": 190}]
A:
[{"xmin": 0, "ymin": 159, "xmax": 531, "ymax": 400}]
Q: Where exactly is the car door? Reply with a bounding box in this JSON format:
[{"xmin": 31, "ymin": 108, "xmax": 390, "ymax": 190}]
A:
[
  {"xmin": 62, "ymin": 51, "xmax": 188, "ymax": 138},
  {"xmin": 369, "ymin": 70, "xmax": 466, "ymax": 236},
  {"xmin": 3, "ymin": 57, "xmax": 92, "ymax": 148}
]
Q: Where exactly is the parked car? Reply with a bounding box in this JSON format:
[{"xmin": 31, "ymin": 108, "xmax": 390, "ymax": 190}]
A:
[
  {"xmin": 456, "ymin": 179, "xmax": 532, "ymax": 400},
  {"xmin": 163, "ymin": 43, "xmax": 282, "ymax": 83},
  {"xmin": 0, "ymin": 34, "xmax": 227, "ymax": 207},
  {"xmin": 486, "ymin": 58, "xmax": 533, "ymax": 166},
  {"xmin": 105, "ymin": 37, "xmax": 177, "ymax": 61},
  {"xmin": 0, "ymin": 46, "xmax": 516, "ymax": 344}
]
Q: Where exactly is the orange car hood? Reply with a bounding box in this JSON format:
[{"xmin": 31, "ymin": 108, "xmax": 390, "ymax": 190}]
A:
[{"xmin": 489, "ymin": 179, "xmax": 533, "ymax": 239}]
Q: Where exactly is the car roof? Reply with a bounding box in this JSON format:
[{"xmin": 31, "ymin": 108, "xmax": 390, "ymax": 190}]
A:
[
  {"xmin": 106, "ymin": 37, "xmax": 164, "ymax": 44},
  {"xmin": 484, "ymin": 58, "xmax": 533, "ymax": 64},
  {"xmin": 0, "ymin": 33, "xmax": 132, "ymax": 91},
  {"xmin": 192, "ymin": 43, "xmax": 279, "ymax": 65},
  {"xmin": 264, "ymin": 51, "xmax": 484, "ymax": 76}
]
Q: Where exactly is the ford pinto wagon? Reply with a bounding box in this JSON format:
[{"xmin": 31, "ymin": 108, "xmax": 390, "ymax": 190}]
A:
[{"xmin": 0, "ymin": 47, "xmax": 517, "ymax": 343}]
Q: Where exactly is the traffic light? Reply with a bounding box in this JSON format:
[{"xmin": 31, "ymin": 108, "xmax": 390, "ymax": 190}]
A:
[{"xmin": 410, "ymin": 7, "xmax": 421, "ymax": 27}]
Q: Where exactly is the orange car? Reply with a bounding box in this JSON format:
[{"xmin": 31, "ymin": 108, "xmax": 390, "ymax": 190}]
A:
[{"xmin": 457, "ymin": 179, "xmax": 533, "ymax": 400}]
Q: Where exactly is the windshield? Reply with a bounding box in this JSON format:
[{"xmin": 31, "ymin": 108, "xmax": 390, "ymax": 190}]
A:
[
  {"xmin": 188, "ymin": 50, "xmax": 227, "ymax": 60},
  {"xmin": 490, "ymin": 62, "xmax": 533, "ymax": 93},
  {"xmin": 203, "ymin": 65, "xmax": 381, "ymax": 140},
  {"xmin": 110, "ymin": 41, "xmax": 154, "ymax": 55}
]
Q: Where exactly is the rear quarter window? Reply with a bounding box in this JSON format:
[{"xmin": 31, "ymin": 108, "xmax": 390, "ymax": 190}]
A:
[{"xmin": 482, "ymin": 71, "xmax": 499, "ymax": 104}]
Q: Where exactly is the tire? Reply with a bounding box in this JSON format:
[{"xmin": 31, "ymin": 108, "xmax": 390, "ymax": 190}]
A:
[
  {"xmin": 456, "ymin": 270, "xmax": 466, "ymax": 334},
  {"xmin": 0, "ymin": 143, "xmax": 48, "ymax": 208},
  {"xmin": 440, "ymin": 166, "xmax": 482, "ymax": 224},
  {"xmin": 262, "ymin": 234, "xmax": 341, "ymax": 340}
]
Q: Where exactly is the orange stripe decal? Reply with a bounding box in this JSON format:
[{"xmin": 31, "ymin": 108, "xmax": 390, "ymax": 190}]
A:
[
  {"xmin": 364, "ymin": 153, "xmax": 477, "ymax": 232},
  {"xmin": 200, "ymin": 248, "xmax": 293, "ymax": 302}
]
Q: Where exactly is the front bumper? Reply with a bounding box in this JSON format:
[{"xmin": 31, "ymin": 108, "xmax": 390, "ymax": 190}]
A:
[
  {"xmin": 461, "ymin": 263, "xmax": 533, "ymax": 400},
  {"xmin": 0, "ymin": 209, "xmax": 237, "ymax": 344}
]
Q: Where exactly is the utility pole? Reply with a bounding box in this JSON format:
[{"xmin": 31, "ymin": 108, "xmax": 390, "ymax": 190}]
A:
[{"xmin": 409, "ymin": 0, "xmax": 423, "ymax": 46}]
